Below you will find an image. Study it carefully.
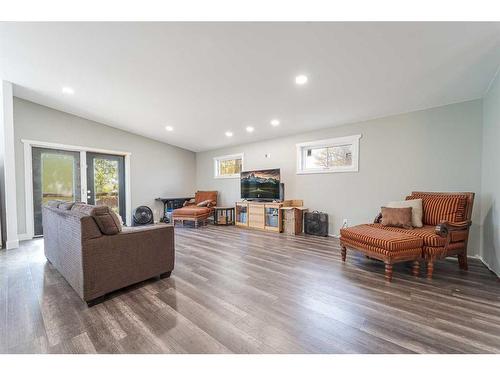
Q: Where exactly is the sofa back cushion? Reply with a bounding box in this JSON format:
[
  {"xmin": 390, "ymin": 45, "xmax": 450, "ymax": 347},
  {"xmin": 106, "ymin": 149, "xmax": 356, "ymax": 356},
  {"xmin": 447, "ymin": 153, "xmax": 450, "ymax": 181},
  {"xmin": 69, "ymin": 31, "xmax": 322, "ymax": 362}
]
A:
[
  {"xmin": 71, "ymin": 203, "xmax": 122, "ymax": 235},
  {"xmin": 195, "ymin": 191, "xmax": 218, "ymax": 206},
  {"xmin": 406, "ymin": 193, "xmax": 467, "ymax": 225}
]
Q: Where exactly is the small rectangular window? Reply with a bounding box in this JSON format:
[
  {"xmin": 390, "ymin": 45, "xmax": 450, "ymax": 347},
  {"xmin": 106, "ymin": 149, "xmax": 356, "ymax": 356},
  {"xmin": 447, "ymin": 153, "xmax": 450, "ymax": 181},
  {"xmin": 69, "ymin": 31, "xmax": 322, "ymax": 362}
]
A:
[
  {"xmin": 213, "ymin": 153, "xmax": 244, "ymax": 178},
  {"xmin": 296, "ymin": 135, "xmax": 361, "ymax": 174}
]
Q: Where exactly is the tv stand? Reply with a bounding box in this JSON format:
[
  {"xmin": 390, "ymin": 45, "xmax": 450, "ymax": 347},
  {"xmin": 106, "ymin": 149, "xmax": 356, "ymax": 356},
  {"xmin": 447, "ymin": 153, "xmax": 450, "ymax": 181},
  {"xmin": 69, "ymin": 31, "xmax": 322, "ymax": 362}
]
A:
[{"xmin": 235, "ymin": 200, "xmax": 303, "ymax": 233}]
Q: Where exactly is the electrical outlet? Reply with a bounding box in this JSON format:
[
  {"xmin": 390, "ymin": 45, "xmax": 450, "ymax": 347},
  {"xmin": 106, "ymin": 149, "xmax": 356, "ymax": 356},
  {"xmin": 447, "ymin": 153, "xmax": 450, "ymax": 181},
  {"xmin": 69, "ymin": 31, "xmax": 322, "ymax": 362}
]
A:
[{"xmin": 342, "ymin": 219, "xmax": 349, "ymax": 228}]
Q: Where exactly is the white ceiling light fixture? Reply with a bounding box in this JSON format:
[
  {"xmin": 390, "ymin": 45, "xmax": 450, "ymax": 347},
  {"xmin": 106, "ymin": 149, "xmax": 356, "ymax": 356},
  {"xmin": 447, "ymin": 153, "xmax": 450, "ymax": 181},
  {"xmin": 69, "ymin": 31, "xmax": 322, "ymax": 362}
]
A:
[
  {"xmin": 270, "ymin": 119, "xmax": 280, "ymax": 127},
  {"xmin": 61, "ymin": 86, "xmax": 75, "ymax": 95},
  {"xmin": 165, "ymin": 125, "xmax": 174, "ymax": 131},
  {"xmin": 245, "ymin": 126, "xmax": 255, "ymax": 133},
  {"xmin": 225, "ymin": 131, "xmax": 233, "ymax": 137},
  {"xmin": 294, "ymin": 75, "xmax": 308, "ymax": 85}
]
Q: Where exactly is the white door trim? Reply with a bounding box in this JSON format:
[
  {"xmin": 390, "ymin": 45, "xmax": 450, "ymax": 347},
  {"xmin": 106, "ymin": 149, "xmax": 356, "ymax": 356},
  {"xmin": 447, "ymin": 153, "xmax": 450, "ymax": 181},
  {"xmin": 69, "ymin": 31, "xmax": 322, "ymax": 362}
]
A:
[{"xmin": 22, "ymin": 139, "xmax": 132, "ymax": 239}]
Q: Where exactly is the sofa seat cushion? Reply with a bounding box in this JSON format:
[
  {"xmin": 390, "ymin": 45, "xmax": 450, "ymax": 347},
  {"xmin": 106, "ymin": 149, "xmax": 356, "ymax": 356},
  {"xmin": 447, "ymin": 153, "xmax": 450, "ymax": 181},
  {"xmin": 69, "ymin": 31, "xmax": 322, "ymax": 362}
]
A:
[
  {"xmin": 173, "ymin": 206, "xmax": 212, "ymax": 218},
  {"xmin": 340, "ymin": 224, "xmax": 423, "ymax": 253},
  {"xmin": 369, "ymin": 223, "xmax": 446, "ymax": 247}
]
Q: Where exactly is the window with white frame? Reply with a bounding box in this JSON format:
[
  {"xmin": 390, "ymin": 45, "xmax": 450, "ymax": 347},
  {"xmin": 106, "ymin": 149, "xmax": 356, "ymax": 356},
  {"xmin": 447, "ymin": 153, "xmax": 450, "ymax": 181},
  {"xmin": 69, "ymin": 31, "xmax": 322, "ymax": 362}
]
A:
[
  {"xmin": 213, "ymin": 153, "xmax": 244, "ymax": 178},
  {"xmin": 296, "ymin": 134, "xmax": 361, "ymax": 174}
]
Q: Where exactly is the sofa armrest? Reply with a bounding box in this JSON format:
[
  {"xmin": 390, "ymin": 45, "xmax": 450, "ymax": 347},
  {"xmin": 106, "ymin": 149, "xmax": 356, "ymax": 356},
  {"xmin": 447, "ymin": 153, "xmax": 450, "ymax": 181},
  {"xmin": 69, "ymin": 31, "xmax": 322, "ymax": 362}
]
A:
[{"xmin": 435, "ymin": 220, "xmax": 471, "ymax": 240}]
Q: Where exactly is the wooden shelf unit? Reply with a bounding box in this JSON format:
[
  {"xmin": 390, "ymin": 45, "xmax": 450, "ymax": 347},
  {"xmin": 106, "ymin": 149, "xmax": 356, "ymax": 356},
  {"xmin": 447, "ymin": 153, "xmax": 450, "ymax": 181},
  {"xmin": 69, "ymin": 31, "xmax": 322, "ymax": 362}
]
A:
[{"xmin": 235, "ymin": 200, "xmax": 304, "ymax": 233}]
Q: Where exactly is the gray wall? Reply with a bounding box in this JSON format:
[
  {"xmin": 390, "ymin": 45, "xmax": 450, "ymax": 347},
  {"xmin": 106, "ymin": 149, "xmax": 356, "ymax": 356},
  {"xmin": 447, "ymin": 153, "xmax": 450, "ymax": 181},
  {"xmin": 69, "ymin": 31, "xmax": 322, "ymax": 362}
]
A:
[
  {"xmin": 196, "ymin": 100, "xmax": 483, "ymax": 255},
  {"xmin": 480, "ymin": 72, "xmax": 500, "ymax": 274},
  {"xmin": 14, "ymin": 98, "xmax": 196, "ymax": 234}
]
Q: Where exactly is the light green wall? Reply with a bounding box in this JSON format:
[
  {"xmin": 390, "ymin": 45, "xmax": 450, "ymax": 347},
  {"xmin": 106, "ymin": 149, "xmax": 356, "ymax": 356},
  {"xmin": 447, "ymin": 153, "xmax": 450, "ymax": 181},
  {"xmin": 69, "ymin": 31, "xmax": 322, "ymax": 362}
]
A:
[
  {"xmin": 14, "ymin": 98, "xmax": 197, "ymax": 234},
  {"xmin": 196, "ymin": 100, "xmax": 484, "ymax": 255},
  {"xmin": 480, "ymin": 72, "xmax": 500, "ymax": 274}
]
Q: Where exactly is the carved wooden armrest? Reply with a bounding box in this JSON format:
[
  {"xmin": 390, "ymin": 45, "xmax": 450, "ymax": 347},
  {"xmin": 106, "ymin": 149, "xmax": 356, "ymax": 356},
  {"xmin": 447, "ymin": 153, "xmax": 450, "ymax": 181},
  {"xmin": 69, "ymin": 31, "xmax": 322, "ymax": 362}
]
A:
[
  {"xmin": 435, "ymin": 220, "xmax": 471, "ymax": 237},
  {"xmin": 374, "ymin": 213, "xmax": 382, "ymax": 223}
]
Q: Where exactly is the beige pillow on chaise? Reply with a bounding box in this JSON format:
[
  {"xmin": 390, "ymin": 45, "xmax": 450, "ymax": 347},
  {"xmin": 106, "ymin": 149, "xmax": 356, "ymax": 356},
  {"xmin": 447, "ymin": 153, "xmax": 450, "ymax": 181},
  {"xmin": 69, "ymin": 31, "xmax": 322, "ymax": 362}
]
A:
[{"xmin": 385, "ymin": 199, "xmax": 423, "ymax": 228}]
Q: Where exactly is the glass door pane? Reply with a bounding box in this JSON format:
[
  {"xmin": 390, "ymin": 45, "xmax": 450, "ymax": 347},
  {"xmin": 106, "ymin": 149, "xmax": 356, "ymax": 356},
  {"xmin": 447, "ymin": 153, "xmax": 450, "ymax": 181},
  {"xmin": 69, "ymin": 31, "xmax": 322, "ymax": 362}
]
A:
[
  {"xmin": 86, "ymin": 153, "xmax": 125, "ymax": 219},
  {"xmin": 32, "ymin": 147, "xmax": 81, "ymax": 236}
]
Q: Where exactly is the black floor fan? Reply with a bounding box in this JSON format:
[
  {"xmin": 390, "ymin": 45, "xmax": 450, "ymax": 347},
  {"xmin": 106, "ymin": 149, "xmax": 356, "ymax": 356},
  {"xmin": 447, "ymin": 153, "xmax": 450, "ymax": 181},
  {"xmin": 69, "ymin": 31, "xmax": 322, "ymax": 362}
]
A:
[{"xmin": 133, "ymin": 206, "xmax": 154, "ymax": 226}]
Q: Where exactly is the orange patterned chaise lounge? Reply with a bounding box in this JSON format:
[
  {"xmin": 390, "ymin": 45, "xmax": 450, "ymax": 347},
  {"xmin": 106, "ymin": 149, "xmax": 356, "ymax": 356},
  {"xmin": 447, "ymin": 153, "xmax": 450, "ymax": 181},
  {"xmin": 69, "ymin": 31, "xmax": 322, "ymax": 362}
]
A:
[
  {"xmin": 172, "ymin": 191, "xmax": 218, "ymax": 227},
  {"xmin": 340, "ymin": 191, "xmax": 474, "ymax": 281}
]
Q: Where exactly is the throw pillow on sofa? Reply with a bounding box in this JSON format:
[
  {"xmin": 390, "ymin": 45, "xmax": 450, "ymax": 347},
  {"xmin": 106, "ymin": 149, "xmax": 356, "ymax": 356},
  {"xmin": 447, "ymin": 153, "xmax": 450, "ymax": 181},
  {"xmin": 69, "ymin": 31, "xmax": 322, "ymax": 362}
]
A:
[
  {"xmin": 381, "ymin": 207, "xmax": 413, "ymax": 229},
  {"xmin": 385, "ymin": 199, "xmax": 423, "ymax": 227}
]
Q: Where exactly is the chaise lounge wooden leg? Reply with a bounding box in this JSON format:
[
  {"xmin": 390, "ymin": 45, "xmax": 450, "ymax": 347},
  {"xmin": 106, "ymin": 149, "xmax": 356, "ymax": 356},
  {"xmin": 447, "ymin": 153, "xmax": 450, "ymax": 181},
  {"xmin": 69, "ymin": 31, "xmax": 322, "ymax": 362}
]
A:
[
  {"xmin": 384, "ymin": 263, "xmax": 393, "ymax": 281},
  {"xmin": 427, "ymin": 260, "xmax": 434, "ymax": 279},
  {"xmin": 458, "ymin": 253, "xmax": 468, "ymax": 271},
  {"xmin": 341, "ymin": 246, "xmax": 347, "ymax": 262},
  {"xmin": 412, "ymin": 260, "xmax": 420, "ymax": 276}
]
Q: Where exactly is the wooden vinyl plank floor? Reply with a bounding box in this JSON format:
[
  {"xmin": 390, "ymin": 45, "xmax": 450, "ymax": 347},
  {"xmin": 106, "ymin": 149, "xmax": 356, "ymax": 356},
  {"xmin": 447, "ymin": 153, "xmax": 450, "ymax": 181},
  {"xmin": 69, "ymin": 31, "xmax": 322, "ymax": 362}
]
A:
[{"xmin": 0, "ymin": 225, "xmax": 499, "ymax": 354}]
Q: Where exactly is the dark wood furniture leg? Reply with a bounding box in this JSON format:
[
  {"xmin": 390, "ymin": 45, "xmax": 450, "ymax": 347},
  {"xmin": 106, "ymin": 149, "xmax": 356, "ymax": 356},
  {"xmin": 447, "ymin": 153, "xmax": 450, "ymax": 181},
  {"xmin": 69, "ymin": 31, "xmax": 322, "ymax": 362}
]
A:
[
  {"xmin": 458, "ymin": 252, "xmax": 468, "ymax": 270},
  {"xmin": 412, "ymin": 260, "xmax": 420, "ymax": 276},
  {"xmin": 341, "ymin": 246, "xmax": 346, "ymax": 262},
  {"xmin": 427, "ymin": 259, "xmax": 434, "ymax": 279},
  {"xmin": 384, "ymin": 263, "xmax": 393, "ymax": 281}
]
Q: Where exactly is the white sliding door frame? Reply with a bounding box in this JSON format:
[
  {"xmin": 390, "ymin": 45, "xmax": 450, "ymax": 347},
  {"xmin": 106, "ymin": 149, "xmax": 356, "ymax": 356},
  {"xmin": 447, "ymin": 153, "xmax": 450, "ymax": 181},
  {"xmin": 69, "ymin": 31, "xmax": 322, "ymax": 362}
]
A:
[{"xmin": 22, "ymin": 139, "xmax": 132, "ymax": 239}]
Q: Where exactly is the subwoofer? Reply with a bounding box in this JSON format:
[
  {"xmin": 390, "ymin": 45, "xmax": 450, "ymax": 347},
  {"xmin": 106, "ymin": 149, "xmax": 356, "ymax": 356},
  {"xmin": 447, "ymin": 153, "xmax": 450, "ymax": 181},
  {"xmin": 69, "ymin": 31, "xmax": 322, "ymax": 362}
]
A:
[{"xmin": 304, "ymin": 211, "xmax": 328, "ymax": 237}]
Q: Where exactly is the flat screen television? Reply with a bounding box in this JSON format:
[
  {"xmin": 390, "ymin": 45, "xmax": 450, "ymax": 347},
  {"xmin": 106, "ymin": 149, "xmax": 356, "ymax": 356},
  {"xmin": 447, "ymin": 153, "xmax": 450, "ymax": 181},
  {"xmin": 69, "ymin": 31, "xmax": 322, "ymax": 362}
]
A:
[{"xmin": 241, "ymin": 168, "xmax": 281, "ymax": 201}]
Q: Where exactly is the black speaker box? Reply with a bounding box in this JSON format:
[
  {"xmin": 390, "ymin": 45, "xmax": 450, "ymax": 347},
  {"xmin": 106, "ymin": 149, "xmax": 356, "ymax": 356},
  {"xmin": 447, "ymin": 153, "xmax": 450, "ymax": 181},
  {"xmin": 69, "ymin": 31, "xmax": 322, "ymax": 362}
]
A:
[{"xmin": 304, "ymin": 211, "xmax": 329, "ymax": 236}]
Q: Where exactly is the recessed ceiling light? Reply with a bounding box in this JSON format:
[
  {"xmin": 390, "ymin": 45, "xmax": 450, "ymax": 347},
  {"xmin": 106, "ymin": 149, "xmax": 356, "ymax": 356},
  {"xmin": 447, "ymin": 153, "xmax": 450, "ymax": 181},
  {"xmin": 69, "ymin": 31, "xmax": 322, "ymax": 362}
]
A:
[
  {"xmin": 61, "ymin": 86, "xmax": 74, "ymax": 95},
  {"xmin": 165, "ymin": 126, "xmax": 174, "ymax": 132},
  {"xmin": 294, "ymin": 75, "xmax": 308, "ymax": 85},
  {"xmin": 225, "ymin": 131, "xmax": 233, "ymax": 137},
  {"xmin": 246, "ymin": 126, "xmax": 255, "ymax": 133},
  {"xmin": 270, "ymin": 119, "xmax": 280, "ymax": 127}
]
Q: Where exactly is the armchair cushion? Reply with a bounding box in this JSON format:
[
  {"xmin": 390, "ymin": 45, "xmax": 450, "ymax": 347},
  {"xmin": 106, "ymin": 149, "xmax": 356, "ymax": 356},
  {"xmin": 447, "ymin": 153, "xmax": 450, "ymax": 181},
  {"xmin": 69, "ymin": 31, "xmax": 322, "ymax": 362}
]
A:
[
  {"xmin": 406, "ymin": 194, "xmax": 467, "ymax": 225},
  {"xmin": 370, "ymin": 223, "xmax": 446, "ymax": 247},
  {"xmin": 172, "ymin": 206, "xmax": 212, "ymax": 219},
  {"xmin": 195, "ymin": 191, "xmax": 218, "ymax": 205}
]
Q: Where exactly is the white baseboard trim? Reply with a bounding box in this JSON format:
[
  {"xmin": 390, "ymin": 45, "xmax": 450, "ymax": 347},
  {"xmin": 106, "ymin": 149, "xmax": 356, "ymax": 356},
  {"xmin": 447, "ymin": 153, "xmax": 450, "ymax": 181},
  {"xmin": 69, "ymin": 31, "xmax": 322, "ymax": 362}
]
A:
[
  {"xmin": 473, "ymin": 255, "xmax": 500, "ymax": 278},
  {"xmin": 6, "ymin": 239, "xmax": 19, "ymax": 249},
  {"xmin": 18, "ymin": 233, "xmax": 33, "ymax": 241}
]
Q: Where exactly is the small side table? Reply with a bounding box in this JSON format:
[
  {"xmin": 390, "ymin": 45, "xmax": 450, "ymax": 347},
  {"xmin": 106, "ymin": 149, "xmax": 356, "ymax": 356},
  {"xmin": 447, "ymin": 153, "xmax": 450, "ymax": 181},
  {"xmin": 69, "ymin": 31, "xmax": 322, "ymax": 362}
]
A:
[{"xmin": 213, "ymin": 206, "xmax": 235, "ymax": 226}]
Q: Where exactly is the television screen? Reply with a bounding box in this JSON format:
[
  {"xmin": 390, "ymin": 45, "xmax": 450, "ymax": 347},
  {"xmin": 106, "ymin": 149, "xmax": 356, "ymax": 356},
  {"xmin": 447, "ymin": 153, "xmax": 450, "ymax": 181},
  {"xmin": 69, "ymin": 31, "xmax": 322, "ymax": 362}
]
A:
[{"xmin": 241, "ymin": 168, "xmax": 280, "ymax": 200}]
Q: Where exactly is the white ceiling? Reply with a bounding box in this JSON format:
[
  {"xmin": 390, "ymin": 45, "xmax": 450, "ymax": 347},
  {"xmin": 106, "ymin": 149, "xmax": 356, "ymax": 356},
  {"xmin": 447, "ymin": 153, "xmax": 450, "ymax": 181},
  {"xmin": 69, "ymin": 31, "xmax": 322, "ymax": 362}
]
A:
[{"xmin": 1, "ymin": 22, "xmax": 499, "ymax": 152}]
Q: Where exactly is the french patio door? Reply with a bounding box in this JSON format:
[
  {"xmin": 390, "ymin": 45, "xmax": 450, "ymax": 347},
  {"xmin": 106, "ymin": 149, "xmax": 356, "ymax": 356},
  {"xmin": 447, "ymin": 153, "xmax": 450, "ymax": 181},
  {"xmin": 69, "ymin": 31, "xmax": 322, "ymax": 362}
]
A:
[
  {"xmin": 86, "ymin": 152, "xmax": 125, "ymax": 219},
  {"xmin": 32, "ymin": 147, "xmax": 82, "ymax": 236},
  {"xmin": 32, "ymin": 147, "xmax": 126, "ymax": 236}
]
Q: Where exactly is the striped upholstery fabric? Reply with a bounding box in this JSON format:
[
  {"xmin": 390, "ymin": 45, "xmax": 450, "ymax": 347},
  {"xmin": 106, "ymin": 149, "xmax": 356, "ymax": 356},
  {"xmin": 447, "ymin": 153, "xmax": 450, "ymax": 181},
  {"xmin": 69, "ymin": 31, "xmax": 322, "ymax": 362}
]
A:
[
  {"xmin": 423, "ymin": 242, "xmax": 464, "ymax": 258},
  {"xmin": 340, "ymin": 225, "xmax": 423, "ymax": 252},
  {"xmin": 406, "ymin": 194, "xmax": 467, "ymax": 225},
  {"xmin": 341, "ymin": 237, "xmax": 422, "ymax": 258},
  {"xmin": 369, "ymin": 223, "xmax": 446, "ymax": 247}
]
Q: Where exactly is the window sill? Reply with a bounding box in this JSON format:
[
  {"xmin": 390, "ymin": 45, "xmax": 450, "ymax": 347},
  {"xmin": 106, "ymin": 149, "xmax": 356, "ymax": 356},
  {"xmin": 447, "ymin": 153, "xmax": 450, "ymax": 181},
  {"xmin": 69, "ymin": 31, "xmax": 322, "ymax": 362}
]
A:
[
  {"xmin": 296, "ymin": 168, "xmax": 358, "ymax": 175},
  {"xmin": 214, "ymin": 174, "xmax": 240, "ymax": 179}
]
